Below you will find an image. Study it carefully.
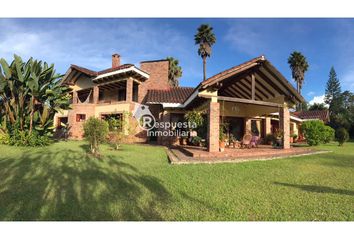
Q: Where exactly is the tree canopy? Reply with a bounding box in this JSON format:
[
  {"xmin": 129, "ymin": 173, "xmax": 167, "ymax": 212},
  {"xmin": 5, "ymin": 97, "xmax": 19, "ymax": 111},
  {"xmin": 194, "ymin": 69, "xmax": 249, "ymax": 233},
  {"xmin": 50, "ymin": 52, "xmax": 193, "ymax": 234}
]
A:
[
  {"xmin": 166, "ymin": 57, "xmax": 182, "ymax": 87},
  {"xmin": 194, "ymin": 24, "xmax": 216, "ymax": 81},
  {"xmin": 287, "ymin": 51, "xmax": 309, "ymax": 94}
]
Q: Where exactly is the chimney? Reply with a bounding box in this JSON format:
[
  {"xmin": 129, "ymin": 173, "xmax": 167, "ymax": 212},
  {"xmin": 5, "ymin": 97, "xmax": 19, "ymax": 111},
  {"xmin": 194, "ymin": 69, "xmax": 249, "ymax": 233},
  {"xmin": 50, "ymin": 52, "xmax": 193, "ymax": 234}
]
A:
[{"xmin": 112, "ymin": 53, "xmax": 121, "ymax": 68}]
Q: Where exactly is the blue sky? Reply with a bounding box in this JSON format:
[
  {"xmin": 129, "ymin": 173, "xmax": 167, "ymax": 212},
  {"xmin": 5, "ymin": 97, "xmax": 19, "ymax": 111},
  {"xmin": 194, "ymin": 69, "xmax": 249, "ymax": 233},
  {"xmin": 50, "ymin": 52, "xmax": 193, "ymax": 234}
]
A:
[{"xmin": 0, "ymin": 18, "xmax": 353, "ymax": 103}]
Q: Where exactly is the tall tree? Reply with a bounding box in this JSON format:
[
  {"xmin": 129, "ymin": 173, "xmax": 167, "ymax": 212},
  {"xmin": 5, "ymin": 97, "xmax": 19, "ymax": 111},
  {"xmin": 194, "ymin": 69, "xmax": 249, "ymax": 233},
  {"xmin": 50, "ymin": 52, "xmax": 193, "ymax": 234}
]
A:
[
  {"xmin": 324, "ymin": 67, "xmax": 346, "ymax": 130},
  {"xmin": 194, "ymin": 24, "xmax": 216, "ymax": 81},
  {"xmin": 325, "ymin": 67, "xmax": 342, "ymax": 113},
  {"xmin": 287, "ymin": 51, "xmax": 309, "ymax": 95},
  {"xmin": 166, "ymin": 57, "xmax": 182, "ymax": 87},
  {"xmin": 308, "ymin": 103, "xmax": 328, "ymax": 111}
]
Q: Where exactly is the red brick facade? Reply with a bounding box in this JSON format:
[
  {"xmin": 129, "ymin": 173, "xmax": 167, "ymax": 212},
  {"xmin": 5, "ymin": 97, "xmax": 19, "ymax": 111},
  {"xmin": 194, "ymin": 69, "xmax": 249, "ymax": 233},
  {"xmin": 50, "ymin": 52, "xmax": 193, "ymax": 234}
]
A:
[
  {"xmin": 207, "ymin": 101, "xmax": 220, "ymax": 152},
  {"xmin": 279, "ymin": 106, "xmax": 290, "ymax": 149},
  {"xmin": 139, "ymin": 60, "xmax": 170, "ymax": 103},
  {"xmin": 67, "ymin": 104, "xmax": 95, "ymax": 139}
]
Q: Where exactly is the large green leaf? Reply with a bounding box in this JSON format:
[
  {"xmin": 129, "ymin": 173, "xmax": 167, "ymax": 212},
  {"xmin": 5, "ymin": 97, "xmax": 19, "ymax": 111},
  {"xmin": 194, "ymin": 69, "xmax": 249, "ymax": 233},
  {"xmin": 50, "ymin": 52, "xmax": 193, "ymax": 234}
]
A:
[
  {"xmin": 0, "ymin": 59, "xmax": 11, "ymax": 79},
  {"xmin": 14, "ymin": 54, "xmax": 24, "ymax": 82}
]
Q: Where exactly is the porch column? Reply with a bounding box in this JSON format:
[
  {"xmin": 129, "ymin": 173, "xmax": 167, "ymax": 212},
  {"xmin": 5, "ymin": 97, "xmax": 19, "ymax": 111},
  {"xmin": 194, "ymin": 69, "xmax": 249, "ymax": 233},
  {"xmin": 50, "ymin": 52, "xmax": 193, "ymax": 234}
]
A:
[
  {"xmin": 159, "ymin": 110, "xmax": 171, "ymax": 146},
  {"xmin": 279, "ymin": 106, "xmax": 290, "ymax": 149},
  {"xmin": 244, "ymin": 118, "xmax": 252, "ymax": 134},
  {"xmin": 72, "ymin": 91, "xmax": 78, "ymax": 104},
  {"xmin": 207, "ymin": 98, "xmax": 220, "ymax": 152},
  {"xmin": 93, "ymin": 86, "xmax": 99, "ymax": 104},
  {"xmin": 265, "ymin": 117, "xmax": 271, "ymax": 135},
  {"xmin": 126, "ymin": 78, "xmax": 133, "ymax": 102}
]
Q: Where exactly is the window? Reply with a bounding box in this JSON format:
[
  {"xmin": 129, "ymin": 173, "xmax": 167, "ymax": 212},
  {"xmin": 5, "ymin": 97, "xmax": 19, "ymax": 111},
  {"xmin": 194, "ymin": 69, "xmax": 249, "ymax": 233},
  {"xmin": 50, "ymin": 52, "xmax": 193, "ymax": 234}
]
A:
[
  {"xmin": 133, "ymin": 82, "xmax": 139, "ymax": 102},
  {"xmin": 118, "ymin": 89, "xmax": 126, "ymax": 101},
  {"xmin": 76, "ymin": 114, "xmax": 86, "ymax": 122}
]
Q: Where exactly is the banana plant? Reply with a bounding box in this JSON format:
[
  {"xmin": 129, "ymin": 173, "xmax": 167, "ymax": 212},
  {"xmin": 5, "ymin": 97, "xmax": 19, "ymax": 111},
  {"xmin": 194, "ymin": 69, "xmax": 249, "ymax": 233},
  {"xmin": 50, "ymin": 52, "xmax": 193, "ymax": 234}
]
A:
[{"xmin": 0, "ymin": 55, "xmax": 71, "ymax": 136}]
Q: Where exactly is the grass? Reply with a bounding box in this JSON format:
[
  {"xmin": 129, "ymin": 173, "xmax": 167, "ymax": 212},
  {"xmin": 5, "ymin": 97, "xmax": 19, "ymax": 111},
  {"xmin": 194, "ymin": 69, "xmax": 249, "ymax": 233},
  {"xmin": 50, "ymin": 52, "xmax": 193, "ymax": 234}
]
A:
[{"xmin": 0, "ymin": 141, "xmax": 353, "ymax": 221}]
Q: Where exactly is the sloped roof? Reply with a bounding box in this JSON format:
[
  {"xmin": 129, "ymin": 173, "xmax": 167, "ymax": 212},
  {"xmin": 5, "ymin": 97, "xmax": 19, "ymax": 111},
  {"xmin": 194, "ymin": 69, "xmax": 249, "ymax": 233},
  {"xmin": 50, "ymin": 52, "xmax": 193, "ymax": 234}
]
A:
[
  {"xmin": 201, "ymin": 56, "xmax": 265, "ymax": 87},
  {"xmin": 200, "ymin": 55, "xmax": 304, "ymax": 103},
  {"xmin": 146, "ymin": 87, "xmax": 195, "ymax": 104},
  {"xmin": 63, "ymin": 64, "xmax": 148, "ymax": 85},
  {"xmin": 293, "ymin": 110, "xmax": 330, "ymax": 122}
]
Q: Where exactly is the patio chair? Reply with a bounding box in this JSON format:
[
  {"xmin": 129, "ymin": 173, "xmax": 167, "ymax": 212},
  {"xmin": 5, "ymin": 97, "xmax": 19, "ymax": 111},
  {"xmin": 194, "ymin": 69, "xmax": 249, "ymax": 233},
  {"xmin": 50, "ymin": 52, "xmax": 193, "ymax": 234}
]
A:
[
  {"xmin": 241, "ymin": 133, "xmax": 252, "ymax": 149},
  {"xmin": 250, "ymin": 135, "xmax": 259, "ymax": 148}
]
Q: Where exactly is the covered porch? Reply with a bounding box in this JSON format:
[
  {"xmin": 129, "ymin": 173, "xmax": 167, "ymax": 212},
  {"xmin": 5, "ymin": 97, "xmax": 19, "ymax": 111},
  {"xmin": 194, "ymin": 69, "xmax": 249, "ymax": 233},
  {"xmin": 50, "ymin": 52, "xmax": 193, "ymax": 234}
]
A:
[{"xmin": 183, "ymin": 56, "xmax": 304, "ymax": 153}]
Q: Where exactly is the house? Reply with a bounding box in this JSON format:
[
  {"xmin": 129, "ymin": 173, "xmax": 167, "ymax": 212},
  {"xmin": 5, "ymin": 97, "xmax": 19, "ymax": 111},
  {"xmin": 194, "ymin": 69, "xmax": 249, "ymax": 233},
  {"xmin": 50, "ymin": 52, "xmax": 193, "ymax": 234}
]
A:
[
  {"xmin": 293, "ymin": 110, "xmax": 330, "ymax": 123},
  {"xmin": 56, "ymin": 54, "xmax": 306, "ymax": 152}
]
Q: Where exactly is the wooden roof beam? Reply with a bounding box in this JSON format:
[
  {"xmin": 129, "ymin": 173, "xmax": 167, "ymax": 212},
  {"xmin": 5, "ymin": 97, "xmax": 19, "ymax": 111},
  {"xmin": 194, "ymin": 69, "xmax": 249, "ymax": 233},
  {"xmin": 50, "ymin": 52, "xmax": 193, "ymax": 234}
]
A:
[{"xmin": 258, "ymin": 67, "xmax": 291, "ymax": 97}]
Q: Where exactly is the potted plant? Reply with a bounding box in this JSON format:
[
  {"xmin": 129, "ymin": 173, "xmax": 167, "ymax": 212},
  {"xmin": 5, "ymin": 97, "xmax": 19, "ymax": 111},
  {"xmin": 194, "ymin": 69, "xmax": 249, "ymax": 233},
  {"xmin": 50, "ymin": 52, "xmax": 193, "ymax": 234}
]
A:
[
  {"xmin": 180, "ymin": 136, "xmax": 188, "ymax": 145},
  {"xmin": 264, "ymin": 133, "xmax": 275, "ymax": 145},
  {"xmin": 219, "ymin": 127, "xmax": 226, "ymax": 152},
  {"xmin": 290, "ymin": 133, "xmax": 297, "ymax": 143},
  {"xmin": 274, "ymin": 129, "xmax": 284, "ymax": 147},
  {"xmin": 191, "ymin": 136, "xmax": 203, "ymax": 147},
  {"xmin": 291, "ymin": 134, "xmax": 298, "ymax": 143}
]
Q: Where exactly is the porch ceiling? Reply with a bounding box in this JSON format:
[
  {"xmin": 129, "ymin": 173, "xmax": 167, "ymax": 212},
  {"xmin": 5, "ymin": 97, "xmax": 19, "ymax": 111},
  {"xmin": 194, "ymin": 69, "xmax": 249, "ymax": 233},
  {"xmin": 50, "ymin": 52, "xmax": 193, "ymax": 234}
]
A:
[
  {"xmin": 97, "ymin": 79, "xmax": 127, "ymax": 90},
  {"xmin": 201, "ymin": 56, "xmax": 304, "ymax": 104}
]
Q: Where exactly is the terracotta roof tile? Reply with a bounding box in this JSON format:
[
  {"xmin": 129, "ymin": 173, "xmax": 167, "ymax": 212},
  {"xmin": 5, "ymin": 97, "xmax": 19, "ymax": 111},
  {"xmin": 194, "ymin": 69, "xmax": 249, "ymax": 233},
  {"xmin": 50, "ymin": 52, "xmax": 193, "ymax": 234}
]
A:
[
  {"xmin": 293, "ymin": 110, "xmax": 329, "ymax": 122},
  {"xmin": 70, "ymin": 64, "xmax": 140, "ymax": 76},
  {"xmin": 201, "ymin": 56, "xmax": 265, "ymax": 87},
  {"xmin": 98, "ymin": 64, "xmax": 134, "ymax": 75},
  {"xmin": 146, "ymin": 87, "xmax": 195, "ymax": 104},
  {"xmin": 70, "ymin": 64, "xmax": 98, "ymax": 77}
]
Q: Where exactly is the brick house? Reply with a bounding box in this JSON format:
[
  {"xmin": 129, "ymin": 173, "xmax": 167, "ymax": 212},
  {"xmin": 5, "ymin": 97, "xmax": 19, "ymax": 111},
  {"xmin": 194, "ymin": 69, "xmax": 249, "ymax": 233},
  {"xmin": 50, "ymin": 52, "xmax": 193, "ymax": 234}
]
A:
[{"xmin": 56, "ymin": 54, "xmax": 307, "ymax": 152}]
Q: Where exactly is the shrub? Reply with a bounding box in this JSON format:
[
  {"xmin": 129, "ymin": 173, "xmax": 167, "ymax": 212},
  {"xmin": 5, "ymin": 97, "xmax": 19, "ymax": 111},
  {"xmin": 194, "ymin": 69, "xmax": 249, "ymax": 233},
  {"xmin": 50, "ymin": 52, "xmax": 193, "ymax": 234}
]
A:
[
  {"xmin": 184, "ymin": 110, "xmax": 204, "ymax": 129},
  {"xmin": 323, "ymin": 126, "xmax": 335, "ymax": 143},
  {"xmin": 336, "ymin": 128, "xmax": 349, "ymax": 146},
  {"xmin": 301, "ymin": 120, "xmax": 335, "ymax": 146},
  {"xmin": 8, "ymin": 130, "xmax": 51, "ymax": 147},
  {"xmin": 107, "ymin": 131, "xmax": 124, "ymax": 150},
  {"xmin": 83, "ymin": 117, "xmax": 109, "ymax": 155},
  {"xmin": 0, "ymin": 132, "xmax": 10, "ymax": 145}
]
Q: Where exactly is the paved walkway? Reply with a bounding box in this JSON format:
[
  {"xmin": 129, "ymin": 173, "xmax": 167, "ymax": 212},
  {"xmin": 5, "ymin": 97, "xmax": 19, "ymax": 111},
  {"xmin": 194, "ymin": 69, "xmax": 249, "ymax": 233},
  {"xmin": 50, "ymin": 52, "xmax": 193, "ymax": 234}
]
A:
[{"xmin": 166, "ymin": 145, "xmax": 330, "ymax": 164}]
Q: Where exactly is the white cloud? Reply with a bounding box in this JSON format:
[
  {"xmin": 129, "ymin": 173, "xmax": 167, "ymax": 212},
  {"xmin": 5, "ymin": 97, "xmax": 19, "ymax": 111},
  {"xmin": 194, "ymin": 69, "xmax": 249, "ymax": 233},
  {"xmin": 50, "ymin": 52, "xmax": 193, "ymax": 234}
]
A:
[
  {"xmin": 309, "ymin": 94, "xmax": 325, "ymax": 105},
  {"xmin": 307, "ymin": 91, "xmax": 315, "ymax": 96},
  {"xmin": 0, "ymin": 19, "xmax": 199, "ymax": 86}
]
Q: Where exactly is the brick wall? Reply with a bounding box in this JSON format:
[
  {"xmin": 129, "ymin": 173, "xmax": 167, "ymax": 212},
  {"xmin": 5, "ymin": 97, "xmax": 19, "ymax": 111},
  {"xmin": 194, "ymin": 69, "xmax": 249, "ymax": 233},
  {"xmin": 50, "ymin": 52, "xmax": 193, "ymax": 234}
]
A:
[
  {"xmin": 207, "ymin": 101, "xmax": 220, "ymax": 152},
  {"xmin": 139, "ymin": 60, "xmax": 170, "ymax": 103},
  {"xmin": 279, "ymin": 106, "xmax": 290, "ymax": 149},
  {"xmin": 68, "ymin": 104, "xmax": 96, "ymax": 139}
]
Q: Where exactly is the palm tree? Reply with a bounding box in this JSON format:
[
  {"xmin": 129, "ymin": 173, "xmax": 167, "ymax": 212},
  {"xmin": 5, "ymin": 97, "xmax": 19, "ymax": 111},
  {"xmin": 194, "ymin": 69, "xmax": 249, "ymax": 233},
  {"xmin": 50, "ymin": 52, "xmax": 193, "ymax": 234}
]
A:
[
  {"xmin": 194, "ymin": 24, "xmax": 216, "ymax": 81},
  {"xmin": 287, "ymin": 51, "xmax": 309, "ymax": 95},
  {"xmin": 166, "ymin": 57, "xmax": 182, "ymax": 87}
]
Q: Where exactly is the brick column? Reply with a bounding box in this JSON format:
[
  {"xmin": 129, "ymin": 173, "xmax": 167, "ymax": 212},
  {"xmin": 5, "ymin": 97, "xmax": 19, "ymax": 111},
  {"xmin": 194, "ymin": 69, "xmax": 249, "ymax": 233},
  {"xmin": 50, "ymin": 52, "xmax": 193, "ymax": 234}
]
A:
[
  {"xmin": 207, "ymin": 100, "xmax": 220, "ymax": 152},
  {"xmin": 279, "ymin": 106, "xmax": 290, "ymax": 149},
  {"xmin": 159, "ymin": 111, "xmax": 171, "ymax": 146},
  {"xmin": 244, "ymin": 118, "xmax": 252, "ymax": 134},
  {"xmin": 265, "ymin": 117, "xmax": 271, "ymax": 135},
  {"xmin": 126, "ymin": 78, "xmax": 133, "ymax": 102},
  {"xmin": 93, "ymin": 86, "xmax": 99, "ymax": 104},
  {"xmin": 72, "ymin": 91, "xmax": 78, "ymax": 104}
]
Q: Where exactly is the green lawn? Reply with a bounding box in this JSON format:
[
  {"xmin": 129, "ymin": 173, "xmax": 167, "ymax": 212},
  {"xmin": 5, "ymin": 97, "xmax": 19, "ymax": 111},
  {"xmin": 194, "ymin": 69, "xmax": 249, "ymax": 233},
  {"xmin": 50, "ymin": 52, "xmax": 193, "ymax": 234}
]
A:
[{"xmin": 0, "ymin": 141, "xmax": 353, "ymax": 221}]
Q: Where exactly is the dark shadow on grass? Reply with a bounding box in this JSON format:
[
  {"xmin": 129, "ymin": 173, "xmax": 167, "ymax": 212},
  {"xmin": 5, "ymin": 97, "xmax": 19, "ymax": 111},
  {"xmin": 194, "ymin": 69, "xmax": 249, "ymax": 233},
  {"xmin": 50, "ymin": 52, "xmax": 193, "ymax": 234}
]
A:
[
  {"xmin": 315, "ymin": 152, "xmax": 354, "ymax": 168},
  {"xmin": 0, "ymin": 145, "xmax": 170, "ymax": 220},
  {"xmin": 274, "ymin": 182, "xmax": 354, "ymax": 196}
]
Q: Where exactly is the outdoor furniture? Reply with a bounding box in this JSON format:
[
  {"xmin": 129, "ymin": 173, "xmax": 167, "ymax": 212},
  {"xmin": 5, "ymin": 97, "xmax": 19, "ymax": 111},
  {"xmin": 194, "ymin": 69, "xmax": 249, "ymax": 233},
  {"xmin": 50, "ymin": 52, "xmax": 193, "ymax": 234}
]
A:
[
  {"xmin": 241, "ymin": 134, "xmax": 252, "ymax": 148},
  {"xmin": 250, "ymin": 135, "xmax": 259, "ymax": 148}
]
